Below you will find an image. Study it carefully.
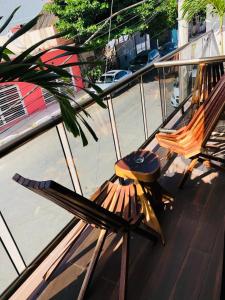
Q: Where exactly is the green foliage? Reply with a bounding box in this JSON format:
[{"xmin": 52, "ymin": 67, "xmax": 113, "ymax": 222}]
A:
[
  {"xmin": 182, "ymin": 0, "xmax": 225, "ymax": 53},
  {"xmin": 45, "ymin": 0, "xmax": 177, "ymax": 47},
  {"xmin": 182, "ymin": 0, "xmax": 225, "ymax": 23},
  {"xmin": 84, "ymin": 65, "xmax": 103, "ymax": 82},
  {"xmin": 0, "ymin": 8, "xmax": 106, "ymax": 146}
]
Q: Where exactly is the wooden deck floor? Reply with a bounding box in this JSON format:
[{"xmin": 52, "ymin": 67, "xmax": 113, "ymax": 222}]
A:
[{"xmin": 34, "ymin": 156, "xmax": 225, "ymax": 300}]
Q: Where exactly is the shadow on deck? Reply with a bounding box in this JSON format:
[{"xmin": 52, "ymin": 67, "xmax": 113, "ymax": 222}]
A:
[{"xmin": 31, "ymin": 155, "xmax": 225, "ymax": 300}]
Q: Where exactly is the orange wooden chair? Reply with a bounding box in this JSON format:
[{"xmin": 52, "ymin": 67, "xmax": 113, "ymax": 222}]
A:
[{"xmin": 156, "ymin": 70, "xmax": 225, "ymax": 187}]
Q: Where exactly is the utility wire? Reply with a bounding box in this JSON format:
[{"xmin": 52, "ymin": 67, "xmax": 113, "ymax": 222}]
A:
[
  {"xmin": 86, "ymin": 0, "xmax": 164, "ymax": 48},
  {"xmin": 0, "ymin": 2, "xmax": 168, "ymax": 121},
  {"xmin": 87, "ymin": 10, "xmax": 161, "ymax": 54},
  {"xmin": 84, "ymin": 0, "xmax": 158, "ymax": 45},
  {"xmin": 104, "ymin": 0, "xmax": 114, "ymax": 76},
  {"xmin": 0, "ymin": 0, "xmax": 170, "ymax": 120},
  {"xmin": 94, "ymin": 14, "xmax": 140, "ymax": 41}
]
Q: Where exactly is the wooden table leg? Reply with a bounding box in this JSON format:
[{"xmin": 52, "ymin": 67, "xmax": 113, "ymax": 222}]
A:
[
  {"xmin": 136, "ymin": 183, "xmax": 165, "ymax": 245},
  {"xmin": 144, "ymin": 182, "xmax": 174, "ymax": 211}
]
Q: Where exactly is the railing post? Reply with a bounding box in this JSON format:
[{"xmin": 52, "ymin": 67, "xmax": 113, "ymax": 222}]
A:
[
  {"xmin": 107, "ymin": 95, "xmax": 122, "ymax": 160},
  {"xmin": 0, "ymin": 212, "xmax": 26, "ymax": 275},
  {"xmin": 140, "ymin": 76, "xmax": 148, "ymax": 140},
  {"xmin": 162, "ymin": 67, "xmax": 167, "ymax": 119},
  {"xmin": 56, "ymin": 123, "xmax": 83, "ymax": 195},
  {"xmin": 158, "ymin": 68, "xmax": 166, "ymax": 122}
]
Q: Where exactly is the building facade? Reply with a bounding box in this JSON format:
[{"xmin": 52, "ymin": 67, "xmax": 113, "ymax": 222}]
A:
[
  {"xmin": 0, "ymin": 12, "xmax": 83, "ymax": 131},
  {"xmin": 0, "ymin": 49, "xmax": 83, "ymax": 131}
]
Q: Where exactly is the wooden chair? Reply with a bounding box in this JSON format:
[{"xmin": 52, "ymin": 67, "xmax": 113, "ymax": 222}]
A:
[
  {"xmin": 191, "ymin": 62, "xmax": 224, "ymax": 108},
  {"xmin": 156, "ymin": 72, "xmax": 225, "ymax": 187},
  {"xmin": 13, "ymin": 173, "xmax": 160, "ymax": 300}
]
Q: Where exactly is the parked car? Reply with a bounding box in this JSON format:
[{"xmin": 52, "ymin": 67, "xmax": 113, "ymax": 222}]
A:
[
  {"xmin": 128, "ymin": 49, "xmax": 160, "ymax": 72},
  {"xmin": 170, "ymin": 68, "xmax": 197, "ymax": 108},
  {"xmin": 89, "ymin": 69, "xmax": 132, "ymax": 95},
  {"xmin": 158, "ymin": 42, "xmax": 177, "ymax": 57}
]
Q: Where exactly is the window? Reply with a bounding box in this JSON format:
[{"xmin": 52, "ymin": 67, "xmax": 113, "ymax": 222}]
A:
[
  {"xmin": 99, "ymin": 75, "xmax": 114, "ymax": 83},
  {"xmin": 0, "ymin": 85, "xmax": 27, "ymax": 126},
  {"xmin": 115, "ymin": 71, "xmax": 127, "ymax": 80}
]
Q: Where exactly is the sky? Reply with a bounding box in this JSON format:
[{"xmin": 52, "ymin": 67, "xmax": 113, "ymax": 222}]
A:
[{"xmin": 0, "ymin": 0, "xmax": 48, "ymax": 33}]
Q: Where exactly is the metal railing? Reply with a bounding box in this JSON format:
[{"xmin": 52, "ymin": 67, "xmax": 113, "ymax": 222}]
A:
[
  {"xmin": 0, "ymin": 30, "xmax": 217, "ymax": 158},
  {"xmin": 0, "ymin": 30, "xmax": 222, "ymax": 297},
  {"xmin": 154, "ymin": 55, "xmax": 225, "ymax": 68}
]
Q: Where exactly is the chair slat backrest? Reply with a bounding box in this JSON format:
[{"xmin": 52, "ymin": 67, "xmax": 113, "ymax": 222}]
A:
[
  {"xmin": 13, "ymin": 174, "xmax": 129, "ymax": 232},
  {"xmin": 156, "ymin": 73, "xmax": 225, "ymax": 158},
  {"xmin": 192, "ymin": 62, "xmax": 224, "ymax": 107}
]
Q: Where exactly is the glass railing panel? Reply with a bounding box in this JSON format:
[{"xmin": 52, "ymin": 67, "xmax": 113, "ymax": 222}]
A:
[
  {"xmin": 202, "ymin": 34, "xmax": 211, "ymax": 57},
  {"xmin": 190, "ymin": 39, "xmax": 203, "ymax": 58},
  {"xmin": 0, "ymin": 127, "xmax": 73, "ymax": 264},
  {"xmin": 181, "ymin": 32, "xmax": 218, "ymax": 59},
  {"xmin": 209, "ymin": 33, "xmax": 220, "ymax": 56},
  {"xmin": 158, "ymin": 64, "xmax": 196, "ymax": 119},
  {"xmin": 67, "ymin": 103, "xmax": 117, "ymax": 197},
  {"xmin": 165, "ymin": 31, "xmax": 215, "ymax": 62},
  {"xmin": 0, "ymin": 241, "xmax": 18, "ymax": 294},
  {"xmin": 112, "ymin": 77, "xmax": 145, "ymax": 156},
  {"xmin": 158, "ymin": 66, "xmax": 179, "ymax": 119},
  {"xmin": 142, "ymin": 69, "xmax": 163, "ymax": 135}
]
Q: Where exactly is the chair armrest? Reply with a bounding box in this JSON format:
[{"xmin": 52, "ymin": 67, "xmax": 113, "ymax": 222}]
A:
[{"xmin": 159, "ymin": 128, "xmax": 177, "ymax": 134}]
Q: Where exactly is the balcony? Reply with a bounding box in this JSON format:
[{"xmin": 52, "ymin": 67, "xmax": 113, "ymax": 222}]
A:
[{"xmin": 0, "ymin": 31, "xmax": 225, "ymax": 300}]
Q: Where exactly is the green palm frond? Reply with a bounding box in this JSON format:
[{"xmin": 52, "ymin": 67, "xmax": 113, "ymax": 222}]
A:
[
  {"xmin": 0, "ymin": 8, "xmax": 106, "ymax": 146},
  {"xmin": 182, "ymin": 0, "xmax": 225, "ymax": 21},
  {"xmin": 0, "ymin": 7, "xmax": 20, "ymax": 34},
  {"xmin": 182, "ymin": 0, "xmax": 207, "ymax": 21}
]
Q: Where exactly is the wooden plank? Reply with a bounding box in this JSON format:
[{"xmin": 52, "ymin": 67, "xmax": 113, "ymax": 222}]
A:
[
  {"xmin": 129, "ymin": 184, "xmax": 138, "ymax": 219},
  {"xmin": 102, "ymin": 183, "xmax": 118, "ymax": 210},
  {"xmin": 90, "ymin": 181, "xmax": 113, "ymax": 205},
  {"xmin": 123, "ymin": 186, "xmax": 130, "ymax": 221},
  {"xmin": 14, "ymin": 174, "xmax": 129, "ymax": 232},
  {"xmin": 207, "ymin": 64, "xmax": 212, "ymax": 95},
  {"xmin": 139, "ymin": 202, "xmax": 202, "ymax": 300},
  {"xmin": 116, "ymin": 186, "xmax": 125, "ymax": 216},
  {"xmin": 198, "ymin": 228, "xmax": 224, "ymax": 300},
  {"xmin": 213, "ymin": 64, "xmax": 217, "ymax": 86},
  {"xmin": 190, "ymin": 183, "xmax": 225, "ymax": 253},
  {"xmin": 78, "ymin": 229, "xmax": 108, "ymax": 300},
  {"xmin": 108, "ymin": 184, "xmax": 121, "ymax": 213},
  {"xmin": 170, "ymin": 249, "xmax": 209, "ymax": 300},
  {"xmin": 119, "ymin": 233, "xmax": 130, "ymax": 300},
  {"xmin": 43, "ymin": 221, "xmax": 88, "ymax": 281}
]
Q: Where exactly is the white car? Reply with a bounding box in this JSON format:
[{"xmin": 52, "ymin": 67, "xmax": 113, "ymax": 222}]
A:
[
  {"xmin": 89, "ymin": 69, "xmax": 132, "ymax": 95},
  {"xmin": 171, "ymin": 80, "xmax": 179, "ymax": 108},
  {"xmin": 171, "ymin": 68, "xmax": 197, "ymax": 108}
]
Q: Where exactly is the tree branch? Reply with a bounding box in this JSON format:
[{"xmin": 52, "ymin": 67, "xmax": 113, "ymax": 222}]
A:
[{"xmin": 84, "ymin": 0, "xmax": 151, "ymax": 45}]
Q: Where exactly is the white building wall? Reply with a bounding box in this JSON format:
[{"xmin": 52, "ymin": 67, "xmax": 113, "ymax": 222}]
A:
[
  {"xmin": 206, "ymin": 6, "xmax": 225, "ymax": 54},
  {"xmin": 0, "ymin": 27, "xmax": 57, "ymax": 55}
]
